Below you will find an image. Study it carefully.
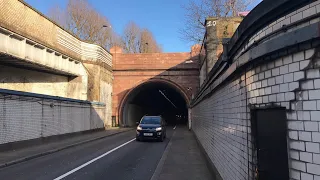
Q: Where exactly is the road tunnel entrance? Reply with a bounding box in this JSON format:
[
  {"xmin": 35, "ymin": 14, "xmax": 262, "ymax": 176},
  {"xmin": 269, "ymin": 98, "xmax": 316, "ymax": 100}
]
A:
[{"xmin": 121, "ymin": 80, "xmax": 189, "ymax": 127}]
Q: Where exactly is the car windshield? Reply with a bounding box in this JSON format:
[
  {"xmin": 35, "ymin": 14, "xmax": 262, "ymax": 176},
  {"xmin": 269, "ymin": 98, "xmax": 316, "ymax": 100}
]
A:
[{"xmin": 140, "ymin": 117, "xmax": 161, "ymax": 124}]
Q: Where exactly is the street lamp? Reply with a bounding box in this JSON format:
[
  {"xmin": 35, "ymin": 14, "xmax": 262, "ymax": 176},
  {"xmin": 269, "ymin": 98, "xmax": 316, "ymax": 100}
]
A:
[
  {"xmin": 98, "ymin": 25, "xmax": 112, "ymax": 48},
  {"xmin": 99, "ymin": 25, "xmax": 111, "ymax": 33},
  {"xmin": 102, "ymin": 25, "xmax": 111, "ymax": 28}
]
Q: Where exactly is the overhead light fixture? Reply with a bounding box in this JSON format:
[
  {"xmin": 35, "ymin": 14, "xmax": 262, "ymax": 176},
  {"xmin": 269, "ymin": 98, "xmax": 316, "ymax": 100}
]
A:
[{"xmin": 159, "ymin": 90, "xmax": 177, "ymax": 109}]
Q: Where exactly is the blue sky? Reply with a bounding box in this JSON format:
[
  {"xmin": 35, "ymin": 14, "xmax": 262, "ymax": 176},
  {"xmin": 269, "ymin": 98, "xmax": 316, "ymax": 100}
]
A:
[{"xmin": 25, "ymin": 0, "xmax": 261, "ymax": 52}]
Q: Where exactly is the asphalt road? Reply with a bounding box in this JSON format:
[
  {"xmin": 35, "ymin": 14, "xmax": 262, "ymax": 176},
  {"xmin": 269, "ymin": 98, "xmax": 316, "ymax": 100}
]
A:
[{"xmin": 0, "ymin": 129, "xmax": 173, "ymax": 180}]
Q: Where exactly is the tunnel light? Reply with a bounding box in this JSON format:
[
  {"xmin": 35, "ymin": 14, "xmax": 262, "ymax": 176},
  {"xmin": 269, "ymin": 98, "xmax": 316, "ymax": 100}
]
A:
[
  {"xmin": 156, "ymin": 127, "xmax": 162, "ymax": 131},
  {"xmin": 158, "ymin": 90, "xmax": 177, "ymax": 109},
  {"xmin": 137, "ymin": 126, "xmax": 142, "ymax": 130}
]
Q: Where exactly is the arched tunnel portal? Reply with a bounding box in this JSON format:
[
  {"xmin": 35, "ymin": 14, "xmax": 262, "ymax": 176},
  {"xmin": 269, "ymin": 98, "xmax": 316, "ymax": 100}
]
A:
[{"xmin": 119, "ymin": 80, "xmax": 189, "ymax": 127}]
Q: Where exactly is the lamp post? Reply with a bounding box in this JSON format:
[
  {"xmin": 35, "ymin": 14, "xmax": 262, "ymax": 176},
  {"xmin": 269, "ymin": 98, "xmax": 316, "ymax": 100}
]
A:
[
  {"xmin": 145, "ymin": 42, "xmax": 149, "ymax": 53},
  {"xmin": 99, "ymin": 25, "xmax": 111, "ymax": 33},
  {"xmin": 95, "ymin": 25, "xmax": 111, "ymax": 46}
]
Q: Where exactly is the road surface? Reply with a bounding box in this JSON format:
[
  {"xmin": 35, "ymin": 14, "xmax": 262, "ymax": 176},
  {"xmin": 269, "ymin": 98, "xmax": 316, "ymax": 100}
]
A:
[{"xmin": 0, "ymin": 129, "xmax": 173, "ymax": 180}]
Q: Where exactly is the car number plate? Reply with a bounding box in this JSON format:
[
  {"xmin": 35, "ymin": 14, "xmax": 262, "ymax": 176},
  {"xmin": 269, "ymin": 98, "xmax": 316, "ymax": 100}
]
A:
[{"xmin": 143, "ymin": 133, "xmax": 153, "ymax": 136}]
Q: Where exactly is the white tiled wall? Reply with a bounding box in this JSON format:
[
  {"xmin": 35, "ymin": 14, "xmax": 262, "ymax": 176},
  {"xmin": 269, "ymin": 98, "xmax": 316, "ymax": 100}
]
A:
[
  {"xmin": 192, "ymin": 48, "xmax": 320, "ymax": 180},
  {"xmin": 193, "ymin": 73, "xmax": 250, "ymax": 180},
  {"xmin": 234, "ymin": 1, "xmax": 320, "ymax": 61},
  {"xmin": 192, "ymin": 1, "xmax": 320, "ymax": 179}
]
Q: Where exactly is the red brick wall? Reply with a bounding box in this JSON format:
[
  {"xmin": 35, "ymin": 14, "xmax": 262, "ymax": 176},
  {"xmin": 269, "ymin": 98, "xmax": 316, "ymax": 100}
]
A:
[{"xmin": 111, "ymin": 46, "xmax": 200, "ymax": 125}]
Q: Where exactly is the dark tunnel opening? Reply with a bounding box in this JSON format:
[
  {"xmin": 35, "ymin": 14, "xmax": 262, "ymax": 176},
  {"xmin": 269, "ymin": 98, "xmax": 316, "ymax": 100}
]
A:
[{"xmin": 121, "ymin": 82, "xmax": 188, "ymax": 127}]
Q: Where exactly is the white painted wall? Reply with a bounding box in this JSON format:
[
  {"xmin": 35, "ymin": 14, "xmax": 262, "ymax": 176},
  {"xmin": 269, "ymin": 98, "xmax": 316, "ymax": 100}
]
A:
[{"xmin": 0, "ymin": 93, "xmax": 105, "ymax": 145}]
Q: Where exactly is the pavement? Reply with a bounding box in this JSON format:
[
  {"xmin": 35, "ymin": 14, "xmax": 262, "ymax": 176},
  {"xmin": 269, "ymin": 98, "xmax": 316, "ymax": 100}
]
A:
[
  {"xmin": 0, "ymin": 126, "xmax": 213, "ymax": 180},
  {"xmin": 151, "ymin": 127, "xmax": 213, "ymax": 180}
]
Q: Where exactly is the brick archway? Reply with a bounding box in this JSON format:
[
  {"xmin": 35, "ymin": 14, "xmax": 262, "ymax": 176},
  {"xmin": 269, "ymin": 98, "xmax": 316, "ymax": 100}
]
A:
[
  {"xmin": 111, "ymin": 46, "xmax": 200, "ymax": 126},
  {"xmin": 118, "ymin": 78, "xmax": 190, "ymax": 126}
]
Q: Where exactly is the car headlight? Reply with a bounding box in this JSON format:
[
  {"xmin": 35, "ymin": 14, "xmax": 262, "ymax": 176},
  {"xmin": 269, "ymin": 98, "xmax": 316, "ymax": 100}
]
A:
[
  {"xmin": 156, "ymin": 127, "xmax": 162, "ymax": 131},
  {"xmin": 137, "ymin": 126, "xmax": 142, "ymax": 130}
]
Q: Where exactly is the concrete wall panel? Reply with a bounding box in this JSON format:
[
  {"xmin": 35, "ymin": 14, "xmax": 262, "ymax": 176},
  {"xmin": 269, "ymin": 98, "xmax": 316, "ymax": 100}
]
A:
[{"xmin": 0, "ymin": 93, "xmax": 105, "ymax": 145}]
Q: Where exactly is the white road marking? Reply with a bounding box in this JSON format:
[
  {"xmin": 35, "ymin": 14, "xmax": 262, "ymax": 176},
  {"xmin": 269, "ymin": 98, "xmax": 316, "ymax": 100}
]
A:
[{"xmin": 54, "ymin": 138, "xmax": 135, "ymax": 180}]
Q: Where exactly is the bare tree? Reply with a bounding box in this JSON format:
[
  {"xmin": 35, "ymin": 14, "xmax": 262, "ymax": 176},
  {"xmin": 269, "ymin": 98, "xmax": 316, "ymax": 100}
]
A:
[
  {"xmin": 109, "ymin": 33, "xmax": 123, "ymax": 47},
  {"xmin": 139, "ymin": 29, "xmax": 162, "ymax": 53},
  {"xmin": 48, "ymin": 0, "xmax": 114, "ymax": 49},
  {"xmin": 49, "ymin": 0, "xmax": 161, "ymax": 53},
  {"xmin": 181, "ymin": 0, "xmax": 257, "ymax": 44},
  {"xmin": 48, "ymin": 4, "xmax": 66, "ymax": 27},
  {"xmin": 121, "ymin": 22, "xmax": 141, "ymax": 53},
  {"xmin": 121, "ymin": 22, "xmax": 162, "ymax": 53}
]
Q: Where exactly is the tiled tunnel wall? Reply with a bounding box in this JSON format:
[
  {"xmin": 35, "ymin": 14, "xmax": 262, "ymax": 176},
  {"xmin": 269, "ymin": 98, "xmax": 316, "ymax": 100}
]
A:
[{"xmin": 192, "ymin": 1, "xmax": 320, "ymax": 180}]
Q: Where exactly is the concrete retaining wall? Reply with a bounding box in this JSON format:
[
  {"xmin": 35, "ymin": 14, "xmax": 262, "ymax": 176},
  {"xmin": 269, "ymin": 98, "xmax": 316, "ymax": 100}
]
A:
[
  {"xmin": 100, "ymin": 81, "xmax": 113, "ymax": 127},
  {"xmin": 0, "ymin": 65, "xmax": 84, "ymax": 99},
  {"xmin": 0, "ymin": 90, "xmax": 105, "ymax": 145},
  {"xmin": 0, "ymin": 0, "xmax": 113, "ymax": 144},
  {"xmin": 0, "ymin": 0, "xmax": 112, "ymax": 68}
]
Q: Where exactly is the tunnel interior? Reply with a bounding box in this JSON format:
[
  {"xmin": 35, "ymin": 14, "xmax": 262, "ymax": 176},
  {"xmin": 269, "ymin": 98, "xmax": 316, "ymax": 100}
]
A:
[{"xmin": 121, "ymin": 82, "xmax": 188, "ymax": 127}]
